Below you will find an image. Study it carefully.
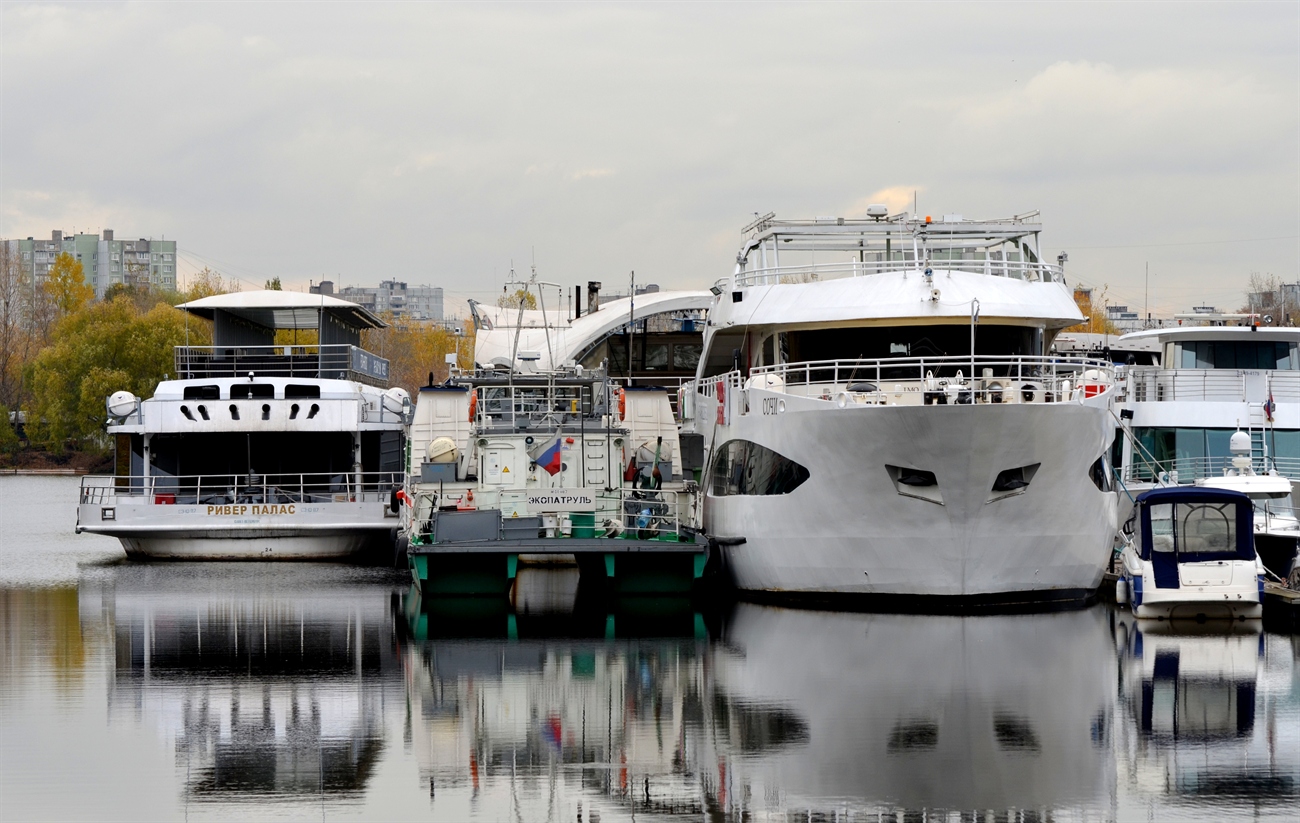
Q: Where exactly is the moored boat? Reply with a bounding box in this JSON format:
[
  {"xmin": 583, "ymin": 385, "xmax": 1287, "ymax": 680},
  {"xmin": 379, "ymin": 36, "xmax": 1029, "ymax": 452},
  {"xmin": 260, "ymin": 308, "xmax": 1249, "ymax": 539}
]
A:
[
  {"xmin": 1117, "ymin": 486, "xmax": 1265, "ymax": 620},
  {"xmin": 680, "ymin": 209, "xmax": 1119, "ymax": 602},
  {"xmin": 75, "ymin": 290, "xmax": 408, "ymax": 560}
]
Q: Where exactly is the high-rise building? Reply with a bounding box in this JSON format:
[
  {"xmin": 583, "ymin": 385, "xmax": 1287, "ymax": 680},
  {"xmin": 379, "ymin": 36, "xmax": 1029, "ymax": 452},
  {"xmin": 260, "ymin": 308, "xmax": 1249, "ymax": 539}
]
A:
[
  {"xmin": 330, "ymin": 280, "xmax": 444, "ymax": 320},
  {"xmin": 4, "ymin": 229, "xmax": 178, "ymax": 298}
]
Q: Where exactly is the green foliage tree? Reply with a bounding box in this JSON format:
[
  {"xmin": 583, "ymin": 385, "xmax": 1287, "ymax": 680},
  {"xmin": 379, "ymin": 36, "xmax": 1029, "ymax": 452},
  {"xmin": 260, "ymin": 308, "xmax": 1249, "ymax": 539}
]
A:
[
  {"xmin": 0, "ymin": 403, "xmax": 20, "ymax": 454},
  {"xmin": 24, "ymin": 297, "xmax": 209, "ymax": 453},
  {"xmin": 265, "ymin": 277, "xmax": 282, "ymax": 290},
  {"xmin": 44, "ymin": 252, "xmax": 94, "ymax": 315}
]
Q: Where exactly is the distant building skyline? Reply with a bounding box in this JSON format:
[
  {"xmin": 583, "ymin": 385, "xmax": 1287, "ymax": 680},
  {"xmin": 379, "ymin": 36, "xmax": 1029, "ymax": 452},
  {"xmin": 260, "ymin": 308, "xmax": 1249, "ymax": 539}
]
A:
[
  {"xmin": 311, "ymin": 279, "xmax": 444, "ymax": 321},
  {"xmin": 5, "ymin": 229, "xmax": 177, "ymax": 298}
]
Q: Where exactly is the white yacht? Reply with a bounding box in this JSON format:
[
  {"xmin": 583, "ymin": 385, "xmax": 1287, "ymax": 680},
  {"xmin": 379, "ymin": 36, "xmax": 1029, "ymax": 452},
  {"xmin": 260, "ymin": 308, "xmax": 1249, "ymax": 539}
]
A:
[
  {"xmin": 679, "ymin": 210, "xmax": 1118, "ymax": 602},
  {"xmin": 1114, "ymin": 325, "xmax": 1300, "ymax": 584},
  {"xmin": 75, "ymin": 291, "xmax": 409, "ymax": 560},
  {"xmin": 1117, "ymin": 486, "xmax": 1265, "ymax": 620}
]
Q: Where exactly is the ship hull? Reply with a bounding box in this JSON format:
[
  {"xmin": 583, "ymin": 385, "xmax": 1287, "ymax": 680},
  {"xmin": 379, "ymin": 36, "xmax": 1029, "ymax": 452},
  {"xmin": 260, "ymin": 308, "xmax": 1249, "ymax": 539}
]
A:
[
  {"xmin": 77, "ymin": 500, "xmax": 394, "ymax": 560},
  {"xmin": 705, "ymin": 392, "xmax": 1117, "ymax": 600}
]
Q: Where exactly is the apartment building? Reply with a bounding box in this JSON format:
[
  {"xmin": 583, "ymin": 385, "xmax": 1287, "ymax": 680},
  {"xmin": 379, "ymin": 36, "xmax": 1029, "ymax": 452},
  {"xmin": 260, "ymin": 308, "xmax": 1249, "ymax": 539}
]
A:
[{"xmin": 5, "ymin": 229, "xmax": 178, "ymax": 298}]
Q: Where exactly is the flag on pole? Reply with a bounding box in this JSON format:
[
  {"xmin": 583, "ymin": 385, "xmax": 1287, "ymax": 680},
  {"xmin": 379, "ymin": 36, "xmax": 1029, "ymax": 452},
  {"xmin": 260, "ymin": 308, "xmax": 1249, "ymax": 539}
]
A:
[
  {"xmin": 529, "ymin": 434, "xmax": 564, "ymax": 475},
  {"xmin": 1265, "ymin": 392, "xmax": 1276, "ymax": 423}
]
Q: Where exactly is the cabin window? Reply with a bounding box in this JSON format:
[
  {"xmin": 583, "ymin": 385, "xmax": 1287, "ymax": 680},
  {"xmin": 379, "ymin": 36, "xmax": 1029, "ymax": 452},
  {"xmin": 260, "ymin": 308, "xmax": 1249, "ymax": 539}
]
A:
[
  {"xmin": 182, "ymin": 385, "xmax": 220, "ymax": 400},
  {"xmin": 709, "ymin": 440, "xmax": 809, "ymax": 497},
  {"xmin": 1171, "ymin": 340, "xmax": 1297, "ymax": 370},
  {"xmin": 285, "ymin": 384, "xmax": 321, "ymax": 399},
  {"xmin": 781, "ymin": 324, "xmax": 1038, "ymax": 364},
  {"xmin": 643, "ymin": 343, "xmax": 669, "ymax": 370},
  {"xmin": 672, "ymin": 344, "xmax": 702, "ymax": 371},
  {"xmin": 230, "ymin": 384, "xmax": 274, "ymax": 400},
  {"xmin": 1133, "ymin": 427, "xmax": 1300, "ymax": 480}
]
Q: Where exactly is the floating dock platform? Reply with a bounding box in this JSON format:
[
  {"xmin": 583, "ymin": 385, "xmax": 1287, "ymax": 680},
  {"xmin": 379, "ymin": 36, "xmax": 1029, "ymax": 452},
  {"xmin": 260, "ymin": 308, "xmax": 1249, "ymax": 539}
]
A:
[{"xmin": 406, "ymin": 509, "xmax": 708, "ymax": 596}]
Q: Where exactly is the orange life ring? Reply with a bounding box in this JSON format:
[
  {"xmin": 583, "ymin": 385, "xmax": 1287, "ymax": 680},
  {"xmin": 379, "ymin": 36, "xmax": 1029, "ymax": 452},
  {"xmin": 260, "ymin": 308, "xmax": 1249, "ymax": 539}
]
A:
[
  {"xmin": 468, "ymin": 392, "xmax": 477, "ymax": 421},
  {"xmin": 618, "ymin": 387, "xmax": 626, "ymax": 420}
]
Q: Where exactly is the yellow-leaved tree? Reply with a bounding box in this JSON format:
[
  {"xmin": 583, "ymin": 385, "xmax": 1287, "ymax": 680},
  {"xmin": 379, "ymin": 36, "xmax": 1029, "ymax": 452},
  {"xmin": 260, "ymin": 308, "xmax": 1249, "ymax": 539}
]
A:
[
  {"xmin": 44, "ymin": 252, "xmax": 94, "ymax": 316},
  {"xmin": 363, "ymin": 316, "xmax": 473, "ymax": 394}
]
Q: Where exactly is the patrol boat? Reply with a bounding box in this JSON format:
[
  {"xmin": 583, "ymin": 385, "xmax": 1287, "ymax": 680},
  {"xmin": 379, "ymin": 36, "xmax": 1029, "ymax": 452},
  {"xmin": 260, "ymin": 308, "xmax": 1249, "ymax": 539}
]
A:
[
  {"xmin": 75, "ymin": 290, "xmax": 409, "ymax": 560},
  {"xmin": 399, "ymin": 360, "xmax": 706, "ymax": 595}
]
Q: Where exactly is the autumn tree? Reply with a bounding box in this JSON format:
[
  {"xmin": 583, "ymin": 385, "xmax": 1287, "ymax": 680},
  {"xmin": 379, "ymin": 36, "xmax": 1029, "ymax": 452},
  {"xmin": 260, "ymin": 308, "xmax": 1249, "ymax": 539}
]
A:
[
  {"xmin": 0, "ymin": 243, "xmax": 31, "ymax": 408},
  {"xmin": 496, "ymin": 288, "xmax": 538, "ymax": 310},
  {"xmin": 44, "ymin": 252, "xmax": 94, "ymax": 316},
  {"xmin": 183, "ymin": 266, "xmax": 239, "ymax": 301},
  {"xmin": 1063, "ymin": 286, "xmax": 1120, "ymax": 334},
  {"xmin": 24, "ymin": 296, "xmax": 208, "ymax": 452},
  {"xmin": 362, "ymin": 315, "xmax": 473, "ymax": 394}
]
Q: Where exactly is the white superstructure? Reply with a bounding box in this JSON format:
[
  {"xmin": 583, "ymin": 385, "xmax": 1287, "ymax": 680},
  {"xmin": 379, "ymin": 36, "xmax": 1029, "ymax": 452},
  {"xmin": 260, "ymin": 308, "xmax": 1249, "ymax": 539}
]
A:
[
  {"xmin": 1114, "ymin": 325, "xmax": 1300, "ymax": 583},
  {"xmin": 680, "ymin": 210, "xmax": 1118, "ymax": 601},
  {"xmin": 75, "ymin": 290, "xmax": 408, "ymax": 560}
]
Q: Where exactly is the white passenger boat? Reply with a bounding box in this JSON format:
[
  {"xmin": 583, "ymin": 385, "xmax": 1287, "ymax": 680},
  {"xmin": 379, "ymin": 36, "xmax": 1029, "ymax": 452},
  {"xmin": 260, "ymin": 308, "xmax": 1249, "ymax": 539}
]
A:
[
  {"xmin": 75, "ymin": 290, "xmax": 409, "ymax": 560},
  {"xmin": 1117, "ymin": 486, "xmax": 1265, "ymax": 620},
  {"xmin": 679, "ymin": 210, "xmax": 1118, "ymax": 602},
  {"xmin": 1114, "ymin": 325, "xmax": 1300, "ymax": 584}
]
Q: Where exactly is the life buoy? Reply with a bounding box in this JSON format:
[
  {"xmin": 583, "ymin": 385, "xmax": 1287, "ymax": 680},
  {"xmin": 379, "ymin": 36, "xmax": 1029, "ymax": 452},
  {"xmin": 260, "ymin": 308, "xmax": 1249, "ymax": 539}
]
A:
[
  {"xmin": 468, "ymin": 392, "xmax": 477, "ymax": 421},
  {"xmin": 618, "ymin": 388, "xmax": 626, "ymax": 421}
]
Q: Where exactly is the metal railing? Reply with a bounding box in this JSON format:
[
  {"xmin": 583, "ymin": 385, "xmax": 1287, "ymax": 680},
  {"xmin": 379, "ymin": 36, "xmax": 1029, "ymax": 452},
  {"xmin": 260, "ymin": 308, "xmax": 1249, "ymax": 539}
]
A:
[
  {"xmin": 80, "ymin": 471, "xmax": 404, "ymax": 506},
  {"xmin": 1123, "ymin": 455, "xmax": 1300, "ymax": 483},
  {"xmin": 407, "ymin": 487, "xmax": 695, "ymax": 544},
  {"xmin": 472, "ymin": 383, "xmax": 608, "ymax": 429},
  {"xmin": 174, "ymin": 345, "xmax": 390, "ymax": 387},
  {"xmin": 734, "ymin": 258, "xmax": 1063, "ymax": 288},
  {"xmin": 744, "ymin": 355, "xmax": 1111, "ymax": 404},
  {"xmin": 1120, "ymin": 368, "xmax": 1300, "ymax": 403}
]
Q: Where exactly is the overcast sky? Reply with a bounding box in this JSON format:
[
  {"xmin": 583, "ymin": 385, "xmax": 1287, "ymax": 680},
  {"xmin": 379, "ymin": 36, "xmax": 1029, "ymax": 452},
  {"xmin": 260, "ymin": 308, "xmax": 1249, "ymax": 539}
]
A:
[{"xmin": 2, "ymin": 1, "xmax": 1296, "ymax": 317}]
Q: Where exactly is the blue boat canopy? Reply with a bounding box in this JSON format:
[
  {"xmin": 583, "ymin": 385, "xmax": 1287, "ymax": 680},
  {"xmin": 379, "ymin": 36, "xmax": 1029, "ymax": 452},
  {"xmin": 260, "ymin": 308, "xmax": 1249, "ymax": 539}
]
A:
[{"xmin": 1135, "ymin": 486, "xmax": 1255, "ymax": 566}]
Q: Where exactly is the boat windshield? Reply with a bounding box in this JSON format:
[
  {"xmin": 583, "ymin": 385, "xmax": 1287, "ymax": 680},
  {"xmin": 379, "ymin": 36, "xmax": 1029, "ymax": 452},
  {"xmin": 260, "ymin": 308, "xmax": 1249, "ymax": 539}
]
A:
[{"xmin": 1145, "ymin": 502, "xmax": 1250, "ymax": 562}]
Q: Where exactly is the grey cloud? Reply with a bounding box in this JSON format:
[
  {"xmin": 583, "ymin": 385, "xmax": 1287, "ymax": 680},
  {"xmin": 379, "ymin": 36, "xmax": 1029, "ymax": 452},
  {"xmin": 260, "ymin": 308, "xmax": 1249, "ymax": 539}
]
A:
[{"xmin": 2, "ymin": 1, "xmax": 1295, "ymax": 313}]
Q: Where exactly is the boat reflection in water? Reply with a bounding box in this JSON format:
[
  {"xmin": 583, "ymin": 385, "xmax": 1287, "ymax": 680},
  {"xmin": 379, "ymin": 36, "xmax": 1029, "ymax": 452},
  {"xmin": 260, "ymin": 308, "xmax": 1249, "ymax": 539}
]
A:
[
  {"xmin": 401, "ymin": 570, "xmax": 1122, "ymax": 819},
  {"xmin": 77, "ymin": 564, "xmax": 402, "ymax": 802},
  {"xmin": 1113, "ymin": 614, "xmax": 1299, "ymax": 809},
  {"xmin": 46, "ymin": 563, "xmax": 1297, "ymax": 820}
]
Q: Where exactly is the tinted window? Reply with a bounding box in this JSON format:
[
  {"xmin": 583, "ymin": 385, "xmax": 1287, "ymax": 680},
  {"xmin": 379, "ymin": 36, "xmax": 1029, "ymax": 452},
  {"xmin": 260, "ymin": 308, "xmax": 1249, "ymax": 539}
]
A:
[
  {"xmin": 182, "ymin": 385, "xmax": 220, "ymax": 400},
  {"xmin": 285, "ymin": 384, "xmax": 321, "ymax": 399},
  {"xmin": 1176, "ymin": 340, "xmax": 1296, "ymax": 370},
  {"xmin": 710, "ymin": 440, "xmax": 810, "ymax": 496},
  {"xmin": 230, "ymin": 384, "xmax": 275, "ymax": 399}
]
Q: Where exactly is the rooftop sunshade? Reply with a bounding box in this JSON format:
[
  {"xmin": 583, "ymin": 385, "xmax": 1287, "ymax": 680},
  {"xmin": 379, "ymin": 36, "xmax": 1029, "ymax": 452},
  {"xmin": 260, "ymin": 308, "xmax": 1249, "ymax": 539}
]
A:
[{"xmin": 176, "ymin": 289, "xmax": 387, "ymax": 331}]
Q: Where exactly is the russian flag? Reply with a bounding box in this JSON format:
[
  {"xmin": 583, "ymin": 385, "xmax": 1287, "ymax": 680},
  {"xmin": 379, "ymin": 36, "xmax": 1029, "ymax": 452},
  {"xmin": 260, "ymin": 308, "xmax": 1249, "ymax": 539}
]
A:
[{"xmin": 534, "ymin": 436, "xmax": 564, "ymax": 475}]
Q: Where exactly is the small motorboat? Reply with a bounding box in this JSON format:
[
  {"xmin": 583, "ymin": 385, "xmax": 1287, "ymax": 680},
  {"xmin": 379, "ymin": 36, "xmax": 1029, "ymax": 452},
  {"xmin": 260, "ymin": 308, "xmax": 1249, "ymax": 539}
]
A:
[{"xmin": 1119, "ymin": 486, "xmax": 1265, "ymax": 620}]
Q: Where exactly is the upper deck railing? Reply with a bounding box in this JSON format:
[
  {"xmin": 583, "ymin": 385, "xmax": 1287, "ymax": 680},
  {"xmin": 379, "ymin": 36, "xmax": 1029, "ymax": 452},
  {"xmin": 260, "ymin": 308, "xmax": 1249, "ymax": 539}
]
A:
[
  {"xmin": 174, "ymin": 344, "xmax": 390, "ymax": 387},
  {"xmin": 1119, "ymin": 367, "xmax": 1300, "ymax": 404},
  {"xmin": 80, "ymin": 471, "xmax": 403, "ymax": 506},
  {"xmin": 735, "ymin": 257, "xmax": 1064, "ymax": 288},
  {"xmin": 686, "ymin": 355, "xmax": 1113, "ymax": 414}
]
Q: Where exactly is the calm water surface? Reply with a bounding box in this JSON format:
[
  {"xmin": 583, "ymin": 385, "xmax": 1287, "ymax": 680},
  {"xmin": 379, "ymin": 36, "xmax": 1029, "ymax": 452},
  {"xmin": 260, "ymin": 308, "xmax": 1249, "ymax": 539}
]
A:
[{"xmin": 2, "ymin": 476, "xmax": 1298, "ymax": 822}]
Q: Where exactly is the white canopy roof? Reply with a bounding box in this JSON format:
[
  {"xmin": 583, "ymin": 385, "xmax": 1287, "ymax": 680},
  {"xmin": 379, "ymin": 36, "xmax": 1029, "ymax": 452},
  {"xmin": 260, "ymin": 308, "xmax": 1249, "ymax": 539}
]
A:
[
  {"xmin": 475, "ymin": 290, "xmax": 712, "ymax": 370},
  {"xmin": 177, "ymin": 290, "xmax": 386, "ymax": 330},
  {"xmin": 711, "ymin": 271, "xmax": 1082, "ymax": 329}
]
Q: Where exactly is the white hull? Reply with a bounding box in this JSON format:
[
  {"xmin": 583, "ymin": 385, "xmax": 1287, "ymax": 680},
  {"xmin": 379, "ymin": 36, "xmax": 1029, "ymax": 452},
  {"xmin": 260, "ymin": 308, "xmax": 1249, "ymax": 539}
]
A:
[
  {"xmin": 78, "ymin": 500, "xmax": 394, "ymax": 560},
  {"xmin": 706, "ymin": 392, "xmax": 1117, "ymax": 598}
]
